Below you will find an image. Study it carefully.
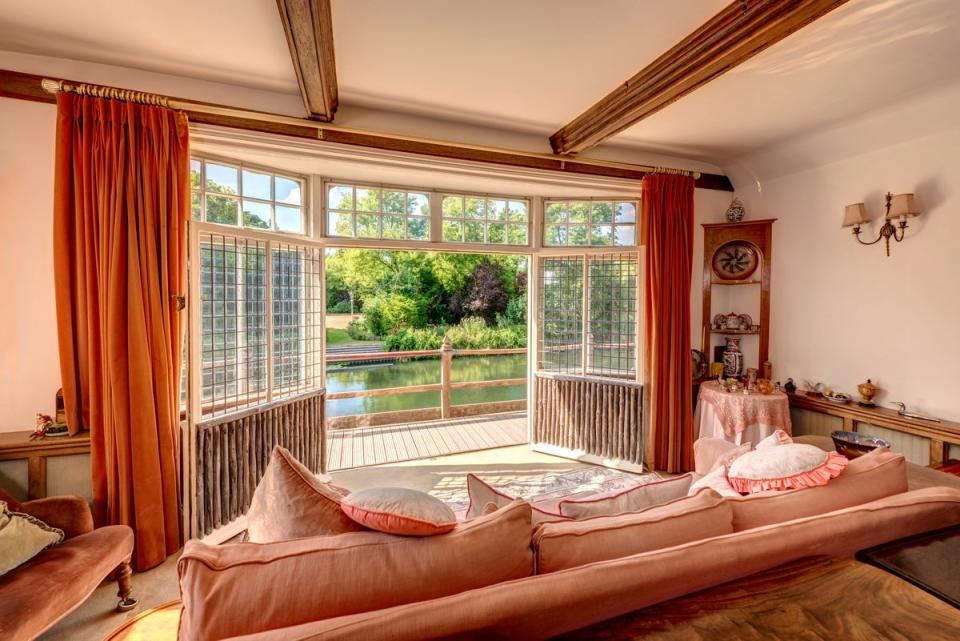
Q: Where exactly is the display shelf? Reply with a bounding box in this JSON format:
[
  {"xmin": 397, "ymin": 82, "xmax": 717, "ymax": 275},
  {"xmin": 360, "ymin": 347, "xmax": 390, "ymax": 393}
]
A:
[{"xmin": 710, "ymin": 328, "xmax": 760, "ymax": 335}]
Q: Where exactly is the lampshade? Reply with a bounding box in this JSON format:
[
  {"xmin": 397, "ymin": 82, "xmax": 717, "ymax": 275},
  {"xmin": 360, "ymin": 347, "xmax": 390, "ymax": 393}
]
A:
[
  {"xmin": 842, "ymin": 203, "xmax": 870, "ymax": 228},
  {"xmin": 886, "ymin": 193, "xmax": 920, "ymax": 219}
]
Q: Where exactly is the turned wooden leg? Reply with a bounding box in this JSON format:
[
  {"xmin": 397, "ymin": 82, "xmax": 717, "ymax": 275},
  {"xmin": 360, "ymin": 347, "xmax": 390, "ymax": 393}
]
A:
[{"xmin": 115, "ymin": 561, "xmax": 138, "ymax": 612}]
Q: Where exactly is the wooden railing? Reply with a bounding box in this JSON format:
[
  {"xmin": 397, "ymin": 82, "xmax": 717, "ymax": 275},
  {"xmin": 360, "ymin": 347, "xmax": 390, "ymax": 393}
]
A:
[{"xmin": 326, "ymin": 339, "xmax": 527, "ymax": 430}]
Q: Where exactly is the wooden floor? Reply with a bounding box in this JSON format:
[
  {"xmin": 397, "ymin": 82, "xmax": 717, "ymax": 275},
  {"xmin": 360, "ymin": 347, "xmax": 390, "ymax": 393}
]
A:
[{"xmin": 327, "ymin": 411, "xmax": 528, "ymax": 470}]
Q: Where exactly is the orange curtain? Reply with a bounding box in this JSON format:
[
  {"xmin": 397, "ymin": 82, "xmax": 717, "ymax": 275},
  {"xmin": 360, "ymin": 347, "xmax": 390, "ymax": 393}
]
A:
[
  {"xmin": 643, "ymin": 173, "xmax": 695, "ymax": 473},
  {"xmin": 53, "ymin": 92, "xmax": 188, "ymax": 570}
]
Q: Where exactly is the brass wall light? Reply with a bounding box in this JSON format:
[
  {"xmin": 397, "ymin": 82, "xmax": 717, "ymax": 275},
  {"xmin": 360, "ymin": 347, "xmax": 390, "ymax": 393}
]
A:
[{"xmin": 842, "ymin": 193, "xmax": 921, "ymax": 256}]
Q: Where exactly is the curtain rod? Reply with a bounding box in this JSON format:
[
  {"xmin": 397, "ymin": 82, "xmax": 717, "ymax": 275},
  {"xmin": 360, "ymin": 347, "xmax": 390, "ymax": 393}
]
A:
[{"xmin": 31, "ymin": 74, "xmax": 718, "ymax": 185}]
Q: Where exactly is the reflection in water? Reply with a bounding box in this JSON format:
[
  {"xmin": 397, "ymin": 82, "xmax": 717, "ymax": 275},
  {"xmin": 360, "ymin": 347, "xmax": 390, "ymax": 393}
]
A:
[{"xmin": 326, "ymin": 354, "xmax": 527, "ymax": 417}]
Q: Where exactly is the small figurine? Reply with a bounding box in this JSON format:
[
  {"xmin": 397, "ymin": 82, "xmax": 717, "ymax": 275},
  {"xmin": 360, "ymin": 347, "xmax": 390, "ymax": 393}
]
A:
[
  {"xmin": 783, "ymin": 378, "xmax": 797, "ymax": 394},
  {"xmin": 857, "ymin": 379, "xmax": 878, "ymax": 407},
  {"xmin": 30, "ymin": 414, "xmax": 55, "ymax": 440}
]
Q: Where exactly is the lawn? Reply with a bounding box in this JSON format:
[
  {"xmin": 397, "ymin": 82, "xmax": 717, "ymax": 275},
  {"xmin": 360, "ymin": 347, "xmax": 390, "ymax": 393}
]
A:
[{"xmin": 326, "ymin": 328, "xmax": 378, "ymax": 346}]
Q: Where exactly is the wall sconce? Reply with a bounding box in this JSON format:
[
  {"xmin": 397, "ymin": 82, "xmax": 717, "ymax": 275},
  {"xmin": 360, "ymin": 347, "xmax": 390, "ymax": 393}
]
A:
[{"xmin": 842, "ymin": 192, "xmax": 921, "ymax": 257}]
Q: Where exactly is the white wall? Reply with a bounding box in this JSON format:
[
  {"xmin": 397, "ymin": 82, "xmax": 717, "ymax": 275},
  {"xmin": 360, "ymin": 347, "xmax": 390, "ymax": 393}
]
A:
[
  {"xmin": 731, "ymin": 127, "xmax": 960, "ymax": 422},
  {"xmin": 0, "ymin": 98, "xmax": 59, "ymax": 430}
]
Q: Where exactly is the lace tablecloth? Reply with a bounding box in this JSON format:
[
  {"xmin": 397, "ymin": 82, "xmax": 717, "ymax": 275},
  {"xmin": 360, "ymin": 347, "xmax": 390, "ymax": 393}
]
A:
[{"xmin": 695, "ymin": 381, "xmax": 792, "ymax": 444}]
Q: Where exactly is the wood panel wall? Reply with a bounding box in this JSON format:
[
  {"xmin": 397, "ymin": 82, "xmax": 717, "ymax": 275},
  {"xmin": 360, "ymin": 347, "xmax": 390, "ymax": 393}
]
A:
[
  {"xmin": 193, "ymin": 390, "xmax": 325, "ymax": 536},
  {"xmin": 534, "ymin": 373, "xmax": 643, "ymax": 465},
  {"xmin": 790, "ymin": 408, "xmax": 931, "ymax": 465}
]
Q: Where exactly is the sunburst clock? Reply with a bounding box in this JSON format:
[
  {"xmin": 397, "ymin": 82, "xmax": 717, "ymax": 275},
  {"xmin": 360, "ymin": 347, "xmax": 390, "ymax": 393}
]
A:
[{"xmin": 711, "ymin": 240, "xmax": 759, "ymax": 281}]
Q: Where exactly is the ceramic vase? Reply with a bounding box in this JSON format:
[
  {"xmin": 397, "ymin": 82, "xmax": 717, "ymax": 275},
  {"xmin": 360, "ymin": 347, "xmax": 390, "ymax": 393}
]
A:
[{"xmin": 723, "ymin": 337, "xmax": 743, "ymax": 378}]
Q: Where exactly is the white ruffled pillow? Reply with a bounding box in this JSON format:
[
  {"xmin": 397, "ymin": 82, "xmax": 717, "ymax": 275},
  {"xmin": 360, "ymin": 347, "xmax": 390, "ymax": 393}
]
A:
[
  {"xmin": 688, "ymin": 467, "xmax": 741, "ymax": 497},
  {"xmin": 755, "ymin": 429, "xmax": 793, "ymax": 450},
  {"xmin": 727, "ymin": 443, "xmax": 848, "ymax": 494}
]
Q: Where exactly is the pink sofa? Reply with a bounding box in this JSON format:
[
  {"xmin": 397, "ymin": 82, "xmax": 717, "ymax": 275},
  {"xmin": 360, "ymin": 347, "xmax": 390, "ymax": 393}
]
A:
[{"xmin": 176, "ymin": 444, "xmax": 959, "ymax": 641}]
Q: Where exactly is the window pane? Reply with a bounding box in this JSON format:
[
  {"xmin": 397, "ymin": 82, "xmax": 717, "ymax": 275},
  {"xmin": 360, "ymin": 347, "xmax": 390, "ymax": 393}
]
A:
[
  {"xmin": 545, "ymin": 225, "xmax": 566, "ymax": 246},
  {"xmin": 356, "ymin": 213, "xmax": 379, "ymax": 237},
  {"xmin": 569, "ymin": 202, "xmax": 589, "ymax": 224},
  {"xmin": 442, "ymin": 220, "xmax": 462, "ymax": 241},
  {"xmin": 383, "ymin": 191, "xmax": 405, "ymax": 213},
  {"xmin": 276, "ymin": 206, "xmax": 303, "ymax": 233},
  {"xmin": 242, "ymin": 200, "xmax": 271, "ymax": 229},
  {"xmin": 328, "ymin": 185, "xmax": 354, "ymax": 210},
  {"xmin": 190, "ymin": 159, "xmax": 202, "ymax": 189},
  {"xmin": 275, "ymin": 177, "xmax": 302, "ymax": 205},
  {"xmin": 206, "ymin": 163, "xmax": 238, "ymax": 194},
  {"xmin": 242, "ymin": 170, "xmax": 271, "ymax": 200},
  {"xmin": 191, "ymin": 191, "xmax": 202, "ymax": 221},
  {"xmin": 616, "ymin": 202, "xmax": 637, "ymax": 223},
  {"xmin": 614, "ymin": 225, "xmax": 636, "ymax": 246},
  {"xmin": 407, "ymin": 192, "xmax": 429, "ymax": 216},
  {"xmin": 488, "ymin": 222, "xmax": 506, "ymax": 243},
  {"xmin": 591, "ymin": 225, "xmax": 613, "ymax": 246},
  {"xmin": 407, "ymin": 217, "xmax": 429, "ymax": 240},
  {"xmin": 546, "ymin": 203, "xmax": 567, "ymax": 224},
  {"xmin": 507, "ymin": 224, "xmax": 528, "ymax": 245},
  {"xmin": 206, "ymin": 195, "xmax": 240, "ymax": 225},
  {"xmin": 356, "ymin": 188, "xmax": 380, "ymax": 213},
  {"xmin": 442, "ymin": 196, "xmax": 463, "ymax": 217},
  {"xmin": 465, "ymin": 197, "xmax": 485, "ymax": 219},
  {"xmin": 592, "ymin": 202, "xmax": 613, "ymax": 224},
  {"xmin": 569, "ymin": 225, "xmax": 588, "ymax": 245},
  {"xmin": 382, "ymin": 215, "xmax": 404, "ymax": 239},
  {"xmin": 487, "ymin": 199, "xmax": 506, "ymax": 220},
  {"xmin": 328, "ymin": 212, "xmax": 354, "ymax": 237},
  {"xmin": 465, "ymin": 222, "xmax": 485, "ymax": 243},
  {"xmin": 507, "ymin": 200, "xmax": 527, "ymax": 222}
]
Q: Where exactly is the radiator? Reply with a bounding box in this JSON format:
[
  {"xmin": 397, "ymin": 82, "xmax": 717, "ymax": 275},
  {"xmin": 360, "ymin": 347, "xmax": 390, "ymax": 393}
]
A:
[
  {"xmin": 193, "ymin": 390, "xmax": 325, "ymax": 537},
  {"xmin": 534, "ymin": 372, "xmax": 644, "ymax": 465}
]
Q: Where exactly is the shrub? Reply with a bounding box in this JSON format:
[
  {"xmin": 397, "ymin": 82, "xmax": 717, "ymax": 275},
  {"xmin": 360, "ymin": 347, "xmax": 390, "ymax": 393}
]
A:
[
  {"xmin": 362, "ymin": 293, "xmax": 427, "ymax": 336},
  {"xmin": 384, "ymin": 317, "xmax": 526, "ymax": 351},
  {"xmin": 497, "ymin": 291, "xmax": 526, "ymax": 327},
  {"xmin": 327, "ymin": 299, "xmax": 353, "ymax": 314},
  {"xmin": 346, "ymin": 319, "xmax": 376, "ymax": 341}
]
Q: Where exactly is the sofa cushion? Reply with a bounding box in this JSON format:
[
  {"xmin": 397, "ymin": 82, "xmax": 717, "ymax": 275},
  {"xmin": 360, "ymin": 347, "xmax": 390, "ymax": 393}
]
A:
[
  {"xmin": 558, "ymin": 474, "xmax": 694, "ymax": 519},
  {"xmin": 534, "ymin": 489, "xmax": 732, "ymax": 574},
  {"xmin": 688, "ymin": 466, "xmax": 740, "ymax": 497},
  {"xmin": 178, "ymin": 499, "xmax": 534, "ymax": 641},
  {"xmin": 694, "ymin": 438, "xmax": 740, "ymax": 475},
  {"xmin": 729, "ymin": 446, "xmax": 907, "ymax": 531},
  {"xmin": 755, "ymin": 429, "xmax": 793, "ymax": 449},
  {"xmin": 728, "ymin": 443, "xmax": 848, "ymax": 493},
  {"xmin": 0, "ymin": 525, "xmax": 132, "ymax": 641},
  {"xmin": 465, "ymin": 473, "xmax": 569, "ymax": 524},
  {"xmin": 0, "ymin": 501, "xmax": 63, "ymax": 577},
  {"xmin": 246, "ymin": 446, "xmax": 365, "ymax": 543},
  {"xmin": 341, "ymin": 487, "xmax": 456, "ymax": 536}
]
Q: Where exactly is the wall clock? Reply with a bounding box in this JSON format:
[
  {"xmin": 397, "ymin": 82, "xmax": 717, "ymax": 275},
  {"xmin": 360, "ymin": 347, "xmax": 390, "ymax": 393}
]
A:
[{"xmin": 711, "ymin": 240, "xmax": 759, "ymax": 280}]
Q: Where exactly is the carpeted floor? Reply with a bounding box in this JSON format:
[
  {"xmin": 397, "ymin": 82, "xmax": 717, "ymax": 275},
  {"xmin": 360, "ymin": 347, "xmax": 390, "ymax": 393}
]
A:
[{"xmin": 936, "ymin": 459, "xmax": 960, "ymax": 477}]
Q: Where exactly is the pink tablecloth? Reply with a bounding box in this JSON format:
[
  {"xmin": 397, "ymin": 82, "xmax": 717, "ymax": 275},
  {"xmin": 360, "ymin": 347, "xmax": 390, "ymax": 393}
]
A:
[{"xmin": 695, "ymin": 381, "xmax": 792, "ymax": 445}]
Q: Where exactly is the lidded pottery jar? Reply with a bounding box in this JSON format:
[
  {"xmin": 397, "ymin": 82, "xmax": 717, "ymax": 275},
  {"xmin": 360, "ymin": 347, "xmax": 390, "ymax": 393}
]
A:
[
  {"xmin": 857, "ymin": 379, "xmax": 879, "ymax": 406},
  {"xmin": 722, "ymin": 337, "xmax": 743, "ymax": 378}
]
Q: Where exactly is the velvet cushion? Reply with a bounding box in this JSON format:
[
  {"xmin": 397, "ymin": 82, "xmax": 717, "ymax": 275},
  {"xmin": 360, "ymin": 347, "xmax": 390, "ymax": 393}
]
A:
[
  {"xmin": 727, "ymin": 443, "xmax": 848, "ymax": 493},
  {"xmin": 17, "ymin": 496, "xmax": 93, "ymax": 540},
  {"xmin": 178, "ymin": 500, "xmax": 534, "ymax": 641},
  {"xmin": 0, "ymin": 525, "xmax": 132, "ymax": 641},
  {"xmin": 534, "ymin": 489, "xmax": 732, "ymax": 574},
  {"xmin": 465, "ymin": 473, "xmax": 569, "ymax": 525},
  {"xmin": 246, "ymin": 446, "xmax": 366, "ymax": 543},
  {"xmin": 558, "ymin": 474, "xmax": 694, "ymax": 519},
  {"xmin": 341, "ymin": 488, "xmax": 456, "ymax": 536},
  {"xmin": 0, "ymin": 501, "xmax": 64, "ymax": 577},
  {"xmin": 729, "ymin": 446, "xmax": 908, "ymax": 531}
]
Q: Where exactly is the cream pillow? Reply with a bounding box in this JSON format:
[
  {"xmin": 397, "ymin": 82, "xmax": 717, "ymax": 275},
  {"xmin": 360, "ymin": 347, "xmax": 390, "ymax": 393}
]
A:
[
  {"xmin": 465, "ymin": 474, "xmax": 569, "ymax": 525},
  {"xmin": 559, "ymin": 474, "xmax": 694, "ymax": 519},
  {"xmin": 341, "ymin": 487, "xmax": 457, "ymax": 536},
  {"xmin": 688, "ymin": 466, "xmax": 741, "ymax": 497},
  {"xmin": 728, "ymin": 443, "xmax": 848, "ymax": 494},
  {"xmin": 755, "ymin": 429, "xmax": 793, "ymax": 450},
  {"xmin": 0, "ymin": 501, "xmax": 64, "ymax": 576}
]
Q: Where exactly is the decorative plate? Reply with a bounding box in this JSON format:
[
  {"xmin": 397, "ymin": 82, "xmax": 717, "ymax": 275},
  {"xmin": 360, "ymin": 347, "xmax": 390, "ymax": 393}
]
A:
[
  {"xmin": 738, "ymin": 313, "xmax": 753, "ymax": 330},
  {"xmin": 691, "ymin": 349, "xmax": 709, "ymax": 379},
  {"xmin": 713, "ymin": 313, "xmax": 726, "ymax": 329},
  {"xmin": 712, "ymin": 241, "xmax": 760, "ymax": 281}
]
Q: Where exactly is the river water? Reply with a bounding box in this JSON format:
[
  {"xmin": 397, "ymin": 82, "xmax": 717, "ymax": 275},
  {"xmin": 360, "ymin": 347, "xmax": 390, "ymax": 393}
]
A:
[{"xmin": 325, "ymin": 353, "xmax": 527, "ymax": 417}]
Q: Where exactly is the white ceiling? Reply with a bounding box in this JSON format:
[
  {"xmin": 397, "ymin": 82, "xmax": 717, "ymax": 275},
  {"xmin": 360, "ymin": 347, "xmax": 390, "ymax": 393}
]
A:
[{"xmin": 1, "ymin": 0, "xmax": 958, "ymax": 172}]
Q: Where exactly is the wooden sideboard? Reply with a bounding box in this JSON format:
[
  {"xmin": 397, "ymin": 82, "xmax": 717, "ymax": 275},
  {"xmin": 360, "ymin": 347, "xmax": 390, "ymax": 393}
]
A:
[
  {"xmin": 0, "ymin": 430, "xmax": 91, "ymax": 500},
  {"xmin": 787, "ymin": 393, "xmax": 960, "ymax": 467}
]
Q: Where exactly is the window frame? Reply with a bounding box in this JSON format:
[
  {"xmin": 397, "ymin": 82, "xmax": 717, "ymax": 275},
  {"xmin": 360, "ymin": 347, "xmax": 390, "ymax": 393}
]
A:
[
  {"xmin": 323, "ymin": 181, "xmax": 432, "ymax": 242},
  {"xmin": 541, "ymin": 197, "xmax": 639, "ymax": 249},
  {"xmin": 439, "ymin": 192, "xmax": 531, "ymax": 247}
]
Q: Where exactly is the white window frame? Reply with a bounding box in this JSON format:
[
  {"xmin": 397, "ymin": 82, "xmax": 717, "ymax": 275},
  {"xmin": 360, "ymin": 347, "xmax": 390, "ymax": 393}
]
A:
[
  {"xmin": 542, "ymin": 197, "xmax": 640, "ymax": 248},
  {"xmin": 439, "ymin": 192, "xmax": 531, "ymax": 246}
]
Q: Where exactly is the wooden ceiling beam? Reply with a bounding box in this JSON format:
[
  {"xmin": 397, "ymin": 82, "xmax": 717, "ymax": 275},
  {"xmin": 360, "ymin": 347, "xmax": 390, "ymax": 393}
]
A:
[
  {"xmin": 276, "ymin": 0, "xmax": 338, "ymax": 121},
  {"xmin": 550, "ymin": 0, "xmax": 849, "ymax": 155}
]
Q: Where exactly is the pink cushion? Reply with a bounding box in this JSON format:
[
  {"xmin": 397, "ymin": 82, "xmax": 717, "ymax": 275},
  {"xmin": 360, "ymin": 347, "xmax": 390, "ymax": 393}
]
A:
[
  {"xmin": 755, "ymin": 429, "xmax": 793, "ymax": 449},
  {"xmin": 693, "ymin": 438, "xmax": 739, "ymax": 475},
  {"xmin": 341, "ymin": 488, "xmax": 456, "ymax": 536},
  {"xmin": 465, "ymin": 473, "xmax": 569, "ymax": 525},
  {"xmin": 177, "ymin": 500, "xmax": 534, "ymax": 640},
  {"xmin": 246, "ymin": 446, "xmax": 365, "ymax": 543},
  {"xmin": 727, "ymin": 443, "xmax": 848, "ymax": 493},
  {"xmin": 729, "ymin": 446, "xmax": 907, "ymax": 531},
  {"xmin": 534, "ymin": 489, "xmax": 732, "ymax": 574},
  {"xmin": 688, "ymin": 466, "xmax": 740, "ymax": 497},
  {"xmin": 558, "ymin": 474, "xmax": 694, "ymax": 519}
]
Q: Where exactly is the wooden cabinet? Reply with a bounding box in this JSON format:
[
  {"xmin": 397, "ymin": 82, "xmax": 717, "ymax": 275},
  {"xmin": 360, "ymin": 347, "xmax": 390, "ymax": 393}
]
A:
[
  {"xmin": 701, "ymin": 219, "xmax": 775, "ymax": 375},
  {"xmin": 0, "ymin": 430, "xmax": 90, "ymax": 500}
]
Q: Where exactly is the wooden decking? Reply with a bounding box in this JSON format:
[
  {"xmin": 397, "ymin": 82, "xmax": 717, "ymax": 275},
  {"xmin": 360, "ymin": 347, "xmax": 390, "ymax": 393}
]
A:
[{"xmin": 327, "ymin": 411, "xmax": 528, "ymax": 470}]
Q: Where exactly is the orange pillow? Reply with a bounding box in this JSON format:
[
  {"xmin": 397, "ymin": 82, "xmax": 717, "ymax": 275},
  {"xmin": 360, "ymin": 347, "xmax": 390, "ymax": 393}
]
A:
[
  {"xmin": 341, "ymin": 487, "xmax": 457, "ymax": 536},
  {"xmin": 246, "ymin": 446, "xmax": 366, "ymax": 543}
]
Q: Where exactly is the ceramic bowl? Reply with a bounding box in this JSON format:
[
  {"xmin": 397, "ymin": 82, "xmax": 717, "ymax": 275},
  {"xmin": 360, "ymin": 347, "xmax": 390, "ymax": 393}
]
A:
[{"xmin": 830, "ymin": 430, "xmax": 891, "ymax": 459}]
